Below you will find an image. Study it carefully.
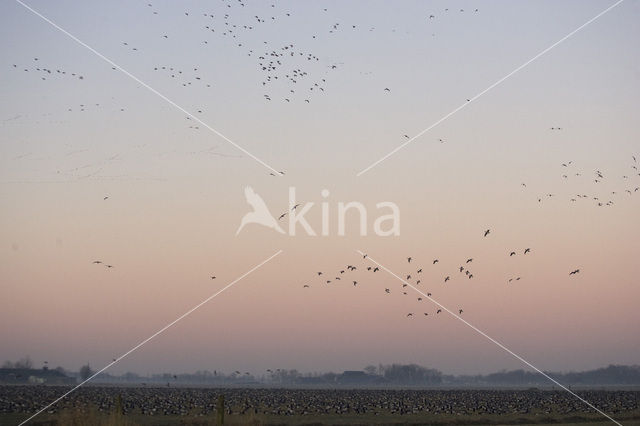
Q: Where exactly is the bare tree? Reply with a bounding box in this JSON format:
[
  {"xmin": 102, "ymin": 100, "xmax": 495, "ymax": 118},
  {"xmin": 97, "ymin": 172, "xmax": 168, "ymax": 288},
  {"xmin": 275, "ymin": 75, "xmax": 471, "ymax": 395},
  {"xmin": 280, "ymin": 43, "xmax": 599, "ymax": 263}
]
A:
[
  {"xmin": 14, "ymin": 356, "xmax": 33, "ymax": 369},
  {"xmin": 80, "ymin": 364, "xmax": 93, "ymax": 381},
  {"xmin": 364, "ymin": 365, "xmax": 377, "ymax": 376}
]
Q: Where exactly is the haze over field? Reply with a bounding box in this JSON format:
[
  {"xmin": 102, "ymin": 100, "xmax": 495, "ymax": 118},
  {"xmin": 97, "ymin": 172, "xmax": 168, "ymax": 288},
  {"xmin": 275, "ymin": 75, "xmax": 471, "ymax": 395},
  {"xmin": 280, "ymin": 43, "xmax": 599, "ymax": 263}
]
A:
[{"xmin": 1, "ymin": 0, "xmax": 639, "ymax": 381}]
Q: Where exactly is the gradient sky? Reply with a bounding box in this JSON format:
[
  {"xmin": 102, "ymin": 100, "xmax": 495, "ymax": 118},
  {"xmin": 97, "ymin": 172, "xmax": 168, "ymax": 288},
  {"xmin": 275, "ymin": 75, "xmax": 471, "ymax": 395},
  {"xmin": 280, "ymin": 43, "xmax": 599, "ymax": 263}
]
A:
[{"xmin": 1, "ymin": 0, "xmax": 639, "ymax": 377}]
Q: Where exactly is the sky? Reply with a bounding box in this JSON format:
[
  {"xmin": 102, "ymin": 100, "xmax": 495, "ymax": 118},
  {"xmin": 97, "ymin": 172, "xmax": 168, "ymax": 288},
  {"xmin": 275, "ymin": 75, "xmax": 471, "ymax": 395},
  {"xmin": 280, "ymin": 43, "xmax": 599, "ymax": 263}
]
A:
[{"xmin": 0, "ymin": 0, "xmax": 639, "ymax": 377}]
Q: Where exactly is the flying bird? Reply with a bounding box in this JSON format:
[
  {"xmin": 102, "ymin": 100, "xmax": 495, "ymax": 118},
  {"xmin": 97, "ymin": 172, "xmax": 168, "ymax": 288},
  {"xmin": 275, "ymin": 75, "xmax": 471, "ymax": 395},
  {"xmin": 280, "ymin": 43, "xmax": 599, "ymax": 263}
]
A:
[
  {"xmin": 524, "ymin": 248, "xmax": 531, "ymax": 254},
  {"xmin": 484, "ymin": 229, "xmax": 490, "ymax": 237}
]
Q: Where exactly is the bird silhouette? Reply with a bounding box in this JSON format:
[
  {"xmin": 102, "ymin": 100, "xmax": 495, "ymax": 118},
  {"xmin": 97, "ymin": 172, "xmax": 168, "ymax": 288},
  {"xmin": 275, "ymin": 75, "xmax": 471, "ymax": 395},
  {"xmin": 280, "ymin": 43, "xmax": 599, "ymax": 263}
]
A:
[
  {"xmin": 484, "ymin": 229, "xmax": 490, "ymax": 237},
  {"xmin": 236, "ymin": 186, "xmax": 284, "ymax": 235},
  {"xmin": 524, "ymin": 248, "xmax": 531, "ymax": 254}
]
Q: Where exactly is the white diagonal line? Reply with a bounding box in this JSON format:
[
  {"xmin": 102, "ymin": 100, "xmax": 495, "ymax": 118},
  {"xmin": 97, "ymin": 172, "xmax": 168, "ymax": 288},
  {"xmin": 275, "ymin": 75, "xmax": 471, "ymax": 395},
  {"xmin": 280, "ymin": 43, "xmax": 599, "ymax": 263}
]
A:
[
  {"xmin": 356, "ymin": 250, "xmax": 622, "ymax": 426},
  {"xmin": 18, "ymin": 249, "xmax": 283, "ymax": 426},
  {"xmin": 14, "ymin": 0, "xmax": 281, "ymax": 176},
  {"xmin": 356, "ymin": 0, "xmax": 625, "ymax": 177}
]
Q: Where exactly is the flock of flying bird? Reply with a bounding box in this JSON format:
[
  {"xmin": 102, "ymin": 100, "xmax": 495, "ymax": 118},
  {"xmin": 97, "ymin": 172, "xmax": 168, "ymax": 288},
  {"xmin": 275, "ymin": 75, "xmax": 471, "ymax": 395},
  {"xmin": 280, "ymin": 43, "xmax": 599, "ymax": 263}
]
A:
[
  {"xmin": 139, "ymin": 1, "xmax": 343, "ymax": 105},
  {"xmin": 7, "ymin": 1, "xmax": 491, "ymax": 181},
  {"xmin": 300, "ymin": 228, "xmax": 586, "ymax": 320},
  {"xmin": 523, "ymin": 155, "xmax": 640, "ymax": 207},
  {"xmin": 8, "ymin": 1, "xmax": 637, "ymax": 328},
  {"xmin": 126, "ymin": 1, "xmax": 483, "ymax": 106}
]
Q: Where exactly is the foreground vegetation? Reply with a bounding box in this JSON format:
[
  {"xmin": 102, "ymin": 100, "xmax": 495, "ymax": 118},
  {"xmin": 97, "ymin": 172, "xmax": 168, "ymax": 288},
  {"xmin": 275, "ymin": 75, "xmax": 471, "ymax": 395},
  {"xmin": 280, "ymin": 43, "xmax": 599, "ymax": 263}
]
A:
[
  {"xmin": 6, "ymin": 409, "xmax": 640, "ymax": 426},
  {"xmin": 2, "ymin": 386, "xmax": 638, "ymax": 425}
]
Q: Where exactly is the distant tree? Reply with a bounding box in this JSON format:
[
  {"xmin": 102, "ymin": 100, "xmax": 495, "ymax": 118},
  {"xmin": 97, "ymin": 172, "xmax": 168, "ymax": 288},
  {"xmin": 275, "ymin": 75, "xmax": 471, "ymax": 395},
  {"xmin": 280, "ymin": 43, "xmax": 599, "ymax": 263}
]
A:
[
  {"xmin": 79, "ymin": 364, "xmax": 93, "ymax": 381},
  {"xmin": 271, "ymin": 369, "xmax": 301, "ymax": 384},
  {"xmin": 2, "ymin": 361, "xmax": 14, "ymax": 369},
  {"xmin": 364, "ymin": 365, "xmax": 378, "ymax": 376},
  {"xmin": 14, "ymin": 356, "xmax": 33, "ymax": 369},
  {"xmin": 382, "ymin": 364, "xmax": 443, "ymax": 385}
]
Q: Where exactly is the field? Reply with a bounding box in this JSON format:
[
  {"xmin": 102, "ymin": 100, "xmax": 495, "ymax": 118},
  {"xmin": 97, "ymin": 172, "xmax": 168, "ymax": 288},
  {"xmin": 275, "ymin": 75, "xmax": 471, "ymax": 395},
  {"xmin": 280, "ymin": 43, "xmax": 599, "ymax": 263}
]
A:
[{"xmin": 1, "ymin": 386, "xmax": 639, "ymax": 425}]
